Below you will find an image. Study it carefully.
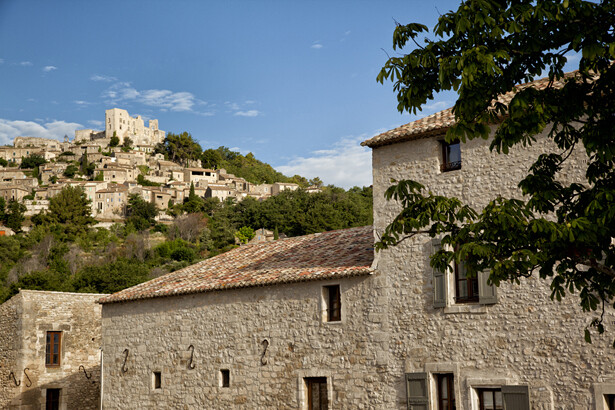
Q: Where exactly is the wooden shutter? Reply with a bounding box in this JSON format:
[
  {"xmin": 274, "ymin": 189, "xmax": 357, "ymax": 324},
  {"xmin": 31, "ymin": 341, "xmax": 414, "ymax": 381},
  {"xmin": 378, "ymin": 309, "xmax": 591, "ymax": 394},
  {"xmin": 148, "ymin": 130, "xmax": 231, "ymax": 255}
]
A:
[
  {"xmin": 432, "ymin": 242, "xmax": 446, "ymax": 308},
  {"xmin": 478, "ymin": 270, "xmax": 497, "ymax": 305},
  {"xmin": 502, "ymin": 385, "xmax": 530, "ymax": 410},
  {"xmin": 406, "ymin": 373, "xmax": 429, "ymax": 410}
]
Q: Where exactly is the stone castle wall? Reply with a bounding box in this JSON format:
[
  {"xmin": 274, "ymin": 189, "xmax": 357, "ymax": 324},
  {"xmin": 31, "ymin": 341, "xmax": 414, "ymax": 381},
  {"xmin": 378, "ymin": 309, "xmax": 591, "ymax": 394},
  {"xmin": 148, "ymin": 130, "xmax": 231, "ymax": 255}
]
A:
[
  {"xmin": 0, "ymin": 290, "xmax": 106, "ymax": 409},
  {"xmin": 101, "ymin": 275, "xmax": 394, "ymax": 409},
  {"xmin": 371, "ymin": 128, "xmax": 615, "ymax": 409}
]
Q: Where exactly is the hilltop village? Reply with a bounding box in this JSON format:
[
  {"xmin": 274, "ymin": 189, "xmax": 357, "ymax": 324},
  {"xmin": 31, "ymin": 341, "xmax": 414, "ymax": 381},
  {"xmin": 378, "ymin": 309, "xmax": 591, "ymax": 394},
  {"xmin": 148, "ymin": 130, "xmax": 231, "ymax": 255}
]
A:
[{"xmin": 0, "ymin": 108, "xmax": 312, "ymax": 224}]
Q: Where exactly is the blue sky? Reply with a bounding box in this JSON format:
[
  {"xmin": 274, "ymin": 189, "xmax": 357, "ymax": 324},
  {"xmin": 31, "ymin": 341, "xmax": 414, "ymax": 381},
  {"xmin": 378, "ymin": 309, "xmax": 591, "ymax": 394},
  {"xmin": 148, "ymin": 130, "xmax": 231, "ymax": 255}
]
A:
[{"xmin": 1, "ymin": 0, "xmax": 468, "ymax": 188}]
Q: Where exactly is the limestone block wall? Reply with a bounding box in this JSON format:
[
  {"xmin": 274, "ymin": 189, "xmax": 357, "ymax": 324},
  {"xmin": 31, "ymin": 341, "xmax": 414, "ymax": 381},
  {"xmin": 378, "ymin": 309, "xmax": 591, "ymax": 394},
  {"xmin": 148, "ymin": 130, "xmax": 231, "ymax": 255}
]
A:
[
  {"xmin": 101, "ymin": 275, "xmax": 395, "ymax": 409},
  {"xmin": 371, "ymin": 130, "xmax": 615, "ymax": 409},
  {"xmin": 0, "ymin": 295, "xmax": 19, "ymax": 408},
  {"xmin": 0, "ymin": 290, "xmax": 106, "ymax": 409}
]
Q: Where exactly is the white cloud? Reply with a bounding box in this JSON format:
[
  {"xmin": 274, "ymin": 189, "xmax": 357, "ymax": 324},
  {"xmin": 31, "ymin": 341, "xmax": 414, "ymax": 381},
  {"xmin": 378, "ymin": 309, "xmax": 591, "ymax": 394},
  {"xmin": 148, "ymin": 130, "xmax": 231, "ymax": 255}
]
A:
[
  {"xmin": 311, "ymin": 43, "xmax": 323, "ymax": 49},
  {"xmin": 234, "ymin": 110, "xmax": 260, "ymax": 117},
  {"xmin": 74, "ymin": 100, "xmax": 92, "ymax": 106},
  {"xmin": 102, "ymin": 82, "xmax": 197, "ymax": 112},
  {"xmin": 229, "ymin": 146, "xmax": 251, "ymax": 155},
  {"xmin": 88, "ymin": 120, "xmax": 103, "ymax": 127},
  {"xmin": 276, "ymin": 135, "xmax": 372, "ymax": 189},
  {"xmin": 423, "ymin": 101, "xmax": 450, "ymax": 113},
  {"xmin": 43, "ymin": 65, "xmax": 57, "ymax": 72},
  {"xmin": 19, "ymin": 61, "xmax": 32, "ymax": 66},
  {"xmin": 0, "ymin": 119, "xmax": 82, "ymax": 145},
  {"xmin": 91, "ymin": 74, "xmax": 117, "ymax": 82}
]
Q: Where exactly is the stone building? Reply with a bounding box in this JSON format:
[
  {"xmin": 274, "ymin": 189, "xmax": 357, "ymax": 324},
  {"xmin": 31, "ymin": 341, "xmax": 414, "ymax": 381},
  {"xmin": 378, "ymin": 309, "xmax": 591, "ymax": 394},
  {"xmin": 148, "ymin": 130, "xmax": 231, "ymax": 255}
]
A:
[
  {"xmin": 97, "ymin": 72, "xmax": 615, "ymax": 409},
  {"xmin": 360, "ymin": 73, "xmax": 615, "ymax": 409},
  {"xmin": 0, "ymin": 290, "xmax": 107, "ymax": 409},
  {"xmin": 104, "ymin": 108, "xmax": 165, "ymax": 146},
  {"xmin": 99, "ymin": 227, "xmax": 385, "ymax": 409}
]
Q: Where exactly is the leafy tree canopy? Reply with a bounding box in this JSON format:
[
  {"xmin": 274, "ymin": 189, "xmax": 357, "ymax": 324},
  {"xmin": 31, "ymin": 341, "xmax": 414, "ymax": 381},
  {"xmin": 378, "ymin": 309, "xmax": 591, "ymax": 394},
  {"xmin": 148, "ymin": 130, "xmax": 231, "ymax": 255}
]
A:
[
  {"xmin": 20, "ymin": 153, "xmax": 46, "ymax": 169},
  {"xmin": 156, "ymin": 132, "xmax": 202, "ymax": 167},
  {"xmin": 377, "ymin": 0, "xmax": 615, "ymax": 342},
  {"xmin": 126, "ymin": 194, "xmax": 158, "ymax": 231}
]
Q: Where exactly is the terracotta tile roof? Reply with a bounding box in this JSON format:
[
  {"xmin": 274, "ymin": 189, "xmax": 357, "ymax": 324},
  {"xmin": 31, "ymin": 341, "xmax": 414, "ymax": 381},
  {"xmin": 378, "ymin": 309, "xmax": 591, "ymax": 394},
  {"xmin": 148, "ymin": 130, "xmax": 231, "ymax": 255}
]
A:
[
  {"xmin": 99, "ymin": 226, "xmax": 374, "ymax": 304},
  {"xmin": 361, "ymin": 71, "xmax": 580, "ymax": 148}
]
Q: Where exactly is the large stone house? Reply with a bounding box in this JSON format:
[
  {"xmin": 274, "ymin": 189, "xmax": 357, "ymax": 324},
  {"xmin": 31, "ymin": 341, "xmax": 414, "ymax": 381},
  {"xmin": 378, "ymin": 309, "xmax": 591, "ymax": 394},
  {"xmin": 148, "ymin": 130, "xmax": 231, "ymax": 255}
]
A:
[
  {"xmin": 0, "ymin": 290, "xmax": 106, "ymax": 409},
  {"xmin": 98, "ymin": 73, "xmax": 615, "ymax": 409},
  {"xmin": 98, "ymin": 227, "xmax": 382, "ymax": 408}
]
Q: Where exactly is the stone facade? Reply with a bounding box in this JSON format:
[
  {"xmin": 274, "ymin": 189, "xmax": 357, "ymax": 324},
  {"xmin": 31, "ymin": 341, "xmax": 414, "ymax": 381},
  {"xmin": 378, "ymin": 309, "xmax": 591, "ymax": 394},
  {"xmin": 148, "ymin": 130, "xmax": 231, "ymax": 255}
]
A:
[
  {"xmin": 369, "ymin": 127, "xmax": 615, "ymax": 409},
  {"xmin": 104, "ymin": 108, "xmax": 165, "ymax": 146},
  {"xmin": 0, "ymin": 290, "xmax": 106, "ymax": 409},
  {"xmin": 101, "ymin": 275, "xmax": 391, "ymax": 409}
]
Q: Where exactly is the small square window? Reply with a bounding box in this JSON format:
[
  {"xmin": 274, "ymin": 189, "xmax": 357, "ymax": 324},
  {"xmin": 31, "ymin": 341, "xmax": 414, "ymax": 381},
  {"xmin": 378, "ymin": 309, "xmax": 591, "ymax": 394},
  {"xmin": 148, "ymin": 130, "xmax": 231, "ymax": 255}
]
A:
[
  {"xmin": 220, "ymin": 369, "xmax": 230, "ymax": 388},
  {"xmin": 440, "ymin": 140, "xmax": 461, "ymax": 172},
  {"xmin": 323, "ymin": 285, "xmax": 341, "ymax": 322},
  {"xmin": 153, "ymin": 371, "xmax": 161, "ymax": 389}
]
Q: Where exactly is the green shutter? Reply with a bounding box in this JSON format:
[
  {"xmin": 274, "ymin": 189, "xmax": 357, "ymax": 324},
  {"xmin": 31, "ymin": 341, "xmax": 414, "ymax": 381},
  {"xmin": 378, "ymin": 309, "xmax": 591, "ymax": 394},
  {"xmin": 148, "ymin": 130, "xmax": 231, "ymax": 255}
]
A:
[
  {"xmin": 406, "ymin": 372, "xmax": 429, "ymax": 410},
  {"xmin": 478, "ymin": 270, "xmax": 497, "ymax": 305},
  {"xmin": 433, "ymin": 242, "xmax": 446, "ymax": 308},
  {"xmin": 502, "ymin": 385, "xmax": 530, "ymax": 410}
]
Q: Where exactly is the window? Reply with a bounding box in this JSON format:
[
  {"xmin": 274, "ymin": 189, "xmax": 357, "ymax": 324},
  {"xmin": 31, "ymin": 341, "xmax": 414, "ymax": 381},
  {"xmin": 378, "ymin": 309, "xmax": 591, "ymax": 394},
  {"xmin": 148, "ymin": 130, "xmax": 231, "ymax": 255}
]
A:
[
  {"xmin": 46, "ymin": 388, "xmax": 61, "ymax": 410},
  {"xmin": 432, "ymin": 242, "xmax": 497, "ymax": 308},
  {"xmin": 305, "ymin": 377, "xmax": 328, "ymax": 410},
  {"xmin": 220, "ymin": 369, "xmax": 230, "ymax": 388},
  {"xmin": 45, "ymin": 331, "xmax": 61, "ymax": 366},
  {"xmin": 323, "ymin": 285, "xmax": 341, "ymax": 322},
  {"xmin": 478, "ymin": 388, "xmax": 503, "ymax": 410},
  {"xmin": 606, "ymin": 395, "xmax": 615, "ymax": 410},
  {"xmin": 455, "ymin": 261, "xmax": 479, "ymax": 303},
  {"xmin": 153, "ymin": 371, "xmax": 161, "ymax": 389},
  {"xmin": 441, "ymin": 140, "xmax": 461, "ymax": 172},
  {"xmin": 436, "ymin": 373, "xmax": 456, "ymax": 410}
]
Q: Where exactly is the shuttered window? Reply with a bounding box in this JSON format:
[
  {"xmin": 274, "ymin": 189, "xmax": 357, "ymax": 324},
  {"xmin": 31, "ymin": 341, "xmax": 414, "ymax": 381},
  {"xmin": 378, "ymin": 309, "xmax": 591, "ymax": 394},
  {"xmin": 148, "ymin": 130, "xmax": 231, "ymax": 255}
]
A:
[
  {"xmin": 501, "ymin": 385, "xmax": 530, "ymax": 410},
  {"xmin": 478, "ymin": 271, "xmax": 497, "ymax": 305},
  {"xmin": 432, "ymin": 243, "xmax": 447, "ymax": 308},
  {"xmin": 45, "ymin": 331, "xmax": 61, "ymax": 367},
  {"xmin": 406, "ymin": 373, "xmax": 429, "ymax": 410}
]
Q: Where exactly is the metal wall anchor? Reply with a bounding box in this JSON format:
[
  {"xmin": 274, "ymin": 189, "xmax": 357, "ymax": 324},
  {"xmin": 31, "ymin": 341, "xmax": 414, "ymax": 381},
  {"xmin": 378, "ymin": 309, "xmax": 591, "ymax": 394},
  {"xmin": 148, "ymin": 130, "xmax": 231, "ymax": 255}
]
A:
[
  {"xmin": 187, "ymin": 345, "xmax": 195, "ymax": 370},
  {"xmin": 121, "ymin": 349, "xmax": 129, "ymax": 373}
]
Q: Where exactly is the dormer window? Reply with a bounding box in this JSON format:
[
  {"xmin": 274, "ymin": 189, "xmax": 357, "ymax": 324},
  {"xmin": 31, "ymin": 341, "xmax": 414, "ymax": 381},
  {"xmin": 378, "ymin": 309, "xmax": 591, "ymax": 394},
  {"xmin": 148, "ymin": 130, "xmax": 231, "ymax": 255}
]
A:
[{"xmin": 440, "ymin": 140, "xmax": 461, "ymax": 172}]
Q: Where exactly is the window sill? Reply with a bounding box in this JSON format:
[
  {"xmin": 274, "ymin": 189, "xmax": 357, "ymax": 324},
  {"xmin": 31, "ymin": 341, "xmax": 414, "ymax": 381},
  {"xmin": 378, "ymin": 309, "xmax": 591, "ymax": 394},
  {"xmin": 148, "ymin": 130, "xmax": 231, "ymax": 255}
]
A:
[
  {"xmin": 443, "ymin": 304, "xmax": 487, "ymax": 314},
  {"xmin": 323, "ymin": 320, "xmax": 343, "ymax": 325}
]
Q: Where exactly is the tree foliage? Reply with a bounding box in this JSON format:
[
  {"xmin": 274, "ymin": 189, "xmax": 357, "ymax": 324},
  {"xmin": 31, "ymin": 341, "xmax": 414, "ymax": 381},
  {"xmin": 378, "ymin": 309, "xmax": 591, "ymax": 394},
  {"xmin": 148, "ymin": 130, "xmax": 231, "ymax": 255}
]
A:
[
  {"xmin": 47, "ymin": 185, "xmax": 95, "ymax": 235},
  {"xmin": 20, "ymin": 153, "xmax": 46, "ymax": 169},
  {"xmin": 126, "ymin": 194, "xmax": 158, "ymax": 231},
  {"xmin": 156, "ymin": 132, "xmax": 202, "ymax": 167},
  {"xmin": 377, "ymin": 0, "xmax": 615, "ymax": 342},
  {"xmin": 201, "ymin": 146, "xmax": 307, "ymax": 186}
]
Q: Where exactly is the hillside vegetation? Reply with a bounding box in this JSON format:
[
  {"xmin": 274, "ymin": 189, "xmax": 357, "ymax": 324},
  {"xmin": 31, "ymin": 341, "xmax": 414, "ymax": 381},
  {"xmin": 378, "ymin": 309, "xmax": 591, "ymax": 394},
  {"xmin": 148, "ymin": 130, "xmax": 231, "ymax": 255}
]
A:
[{"xmin": 0, "ymin": 148, "xmax": 372, "ymax": 302}]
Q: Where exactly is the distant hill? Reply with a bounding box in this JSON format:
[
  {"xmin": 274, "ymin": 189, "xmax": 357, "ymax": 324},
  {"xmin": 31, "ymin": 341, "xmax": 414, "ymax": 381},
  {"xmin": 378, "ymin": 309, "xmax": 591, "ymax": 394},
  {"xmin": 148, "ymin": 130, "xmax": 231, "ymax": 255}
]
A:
[{"xmin": 201, "ymin": 146, "xmax": 309, "ymax": 186}]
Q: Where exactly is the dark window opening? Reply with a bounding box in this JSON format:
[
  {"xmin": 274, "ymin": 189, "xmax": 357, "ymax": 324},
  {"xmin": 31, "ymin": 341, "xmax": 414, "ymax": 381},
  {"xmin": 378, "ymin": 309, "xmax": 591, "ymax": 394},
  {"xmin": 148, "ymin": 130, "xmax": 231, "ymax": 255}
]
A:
[
  {"xmin": 192, "ymin": 171, "xmax": 204, "ymax": 176},
  {"xmin": 220, "ymin": 369, "xmax": 230, "ymax": 387},
  {"xmin": 436, "ymin": 373, "xmax": 456, "ymax": 410},
  {"xmin": 455, "ymin": 260, "xmax": 479, "ymax": 303},
  {"xmin": 606, "ymin": 394, "xmax": 615, "ymax": 410},
  {"xmin": 305, "ymin": 377, "xmax": 328, "ymax": 410},
  {"xmin": 478, "ymin": 388, "xmax": 503, "ymax": 410},
  {"xmin": 324, "ymin": 285, "xmax": 341, "ymax": 322},
  {"xmin": 153, "ymin": 371, "xmax": 161, "ymax": 389},
  {"xmin": 45, "ymin": 331, "xmax": 61, "ymax": 367},
  {"xmin": 46, "ymin": 388, "xmax": 60, "ymax": 410},
  {"xmin": 441, "ymin": 140, "xmax": 461, "ymax": 172}
]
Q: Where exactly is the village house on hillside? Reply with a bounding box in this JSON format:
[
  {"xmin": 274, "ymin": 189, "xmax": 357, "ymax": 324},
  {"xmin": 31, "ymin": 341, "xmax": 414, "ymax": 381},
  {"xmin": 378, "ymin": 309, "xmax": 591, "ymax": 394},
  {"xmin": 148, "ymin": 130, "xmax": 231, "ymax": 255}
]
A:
[
  {"xmin": 0, "ymin": 290, "xmax": 107, "ymax": 409},
  {"xmin": 96, "ymin": 74, "xmax": 615, "ymax": 409}
]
